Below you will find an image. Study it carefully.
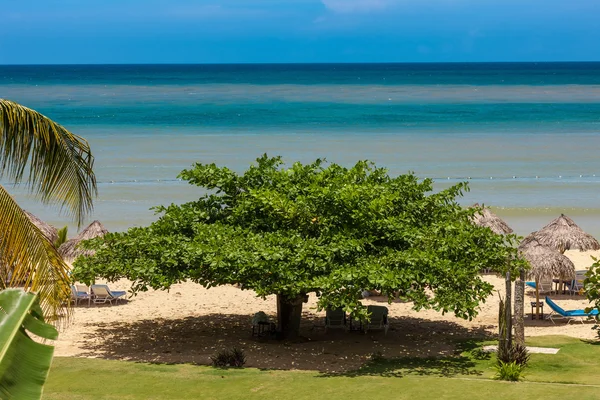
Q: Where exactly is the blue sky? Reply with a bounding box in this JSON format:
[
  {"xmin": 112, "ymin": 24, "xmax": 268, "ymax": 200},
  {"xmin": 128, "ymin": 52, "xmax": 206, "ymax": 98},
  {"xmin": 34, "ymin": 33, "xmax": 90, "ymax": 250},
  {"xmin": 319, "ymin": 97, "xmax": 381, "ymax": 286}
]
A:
[{"xmin": 1, "ymin": 0, "xmax": 599, "ymax": 64}]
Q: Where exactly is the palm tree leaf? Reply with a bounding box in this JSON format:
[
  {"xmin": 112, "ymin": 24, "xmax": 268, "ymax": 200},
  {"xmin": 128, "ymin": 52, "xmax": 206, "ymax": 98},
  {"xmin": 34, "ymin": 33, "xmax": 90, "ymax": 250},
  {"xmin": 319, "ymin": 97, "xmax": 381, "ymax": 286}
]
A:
[
  {"xmin": 0, "ymin": 99, "xmax": 97, "ymax": 226},
  {"xmin": 0, "ymin": 185, "xmax": 71, "ymax": 322},
  {"xmin": 0, "ymin": 289, "xmax": 58, "ymax": 400}
]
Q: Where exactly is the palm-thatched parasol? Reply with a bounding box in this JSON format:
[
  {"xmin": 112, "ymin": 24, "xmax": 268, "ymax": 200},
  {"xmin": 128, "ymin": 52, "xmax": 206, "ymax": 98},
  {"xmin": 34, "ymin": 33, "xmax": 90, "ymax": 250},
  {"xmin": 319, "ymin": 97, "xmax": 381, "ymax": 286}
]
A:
[
  {"xmin": 470, "ymin": 203, "xmax": 513, "ymax": 235},
  {"xmin": 24, "ymin": 210, "xmax": 58, "ymax": 244},
  {"xmin": 520, "ymin": 214, "xmax": 600, "ymax": 253},
  {"xmin": 58, "ymin": 220, "xmax": 108, "ymax": 264},
  {"xmin": 521, "ymin": 214, "xmax": 599, "ymax": 294},
  {"xmin": 518, "ymin": 238, "xmax": 575, "ymax": 316}
]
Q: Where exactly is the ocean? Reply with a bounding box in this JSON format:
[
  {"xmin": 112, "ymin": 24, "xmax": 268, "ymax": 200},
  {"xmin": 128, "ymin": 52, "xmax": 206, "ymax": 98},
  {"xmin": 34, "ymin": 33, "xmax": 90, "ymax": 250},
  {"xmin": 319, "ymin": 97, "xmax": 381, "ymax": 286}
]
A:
[{"xmin": 1, "ymin": 63, "xmax": 600, "ymax": 237}]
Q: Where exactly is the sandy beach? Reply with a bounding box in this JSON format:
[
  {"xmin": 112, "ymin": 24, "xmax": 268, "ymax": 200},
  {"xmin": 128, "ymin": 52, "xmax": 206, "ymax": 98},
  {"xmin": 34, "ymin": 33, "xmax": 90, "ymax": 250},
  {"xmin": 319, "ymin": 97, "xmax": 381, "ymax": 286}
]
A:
[{"xmin": 55, "ymin": 249, "xmax": 600, "ymax": 372}]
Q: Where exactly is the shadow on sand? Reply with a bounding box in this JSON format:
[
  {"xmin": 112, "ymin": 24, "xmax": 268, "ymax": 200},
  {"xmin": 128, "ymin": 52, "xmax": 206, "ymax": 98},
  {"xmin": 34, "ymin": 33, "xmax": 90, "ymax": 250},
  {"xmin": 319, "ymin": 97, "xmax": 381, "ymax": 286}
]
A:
[{"xmin": 74, "ymin": 313, "xmax": 494, "ymax": 373}]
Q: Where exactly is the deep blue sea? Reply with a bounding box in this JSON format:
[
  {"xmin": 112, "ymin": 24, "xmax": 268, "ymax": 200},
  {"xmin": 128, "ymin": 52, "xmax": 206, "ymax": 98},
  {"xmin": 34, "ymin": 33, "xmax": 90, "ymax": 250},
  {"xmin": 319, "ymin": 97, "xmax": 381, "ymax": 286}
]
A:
[{"xmin": 2, "ymin": 63, "xmax": 600, "ymax": 237}]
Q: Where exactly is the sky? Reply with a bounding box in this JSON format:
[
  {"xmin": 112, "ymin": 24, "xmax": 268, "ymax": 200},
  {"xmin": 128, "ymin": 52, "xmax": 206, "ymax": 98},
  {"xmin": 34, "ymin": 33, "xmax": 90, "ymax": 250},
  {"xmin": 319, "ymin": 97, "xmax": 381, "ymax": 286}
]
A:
[{"xmin": 1, "ymin": 0, "xmax": 599, "ymax": 64}]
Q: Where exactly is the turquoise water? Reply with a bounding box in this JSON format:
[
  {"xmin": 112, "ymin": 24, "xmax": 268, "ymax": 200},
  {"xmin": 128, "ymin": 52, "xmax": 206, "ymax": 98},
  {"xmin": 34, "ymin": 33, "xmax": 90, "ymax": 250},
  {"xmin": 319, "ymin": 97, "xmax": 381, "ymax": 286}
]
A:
[{"xmin": 1, "ymin": 63, "xmax": 600, "ymax": 236}]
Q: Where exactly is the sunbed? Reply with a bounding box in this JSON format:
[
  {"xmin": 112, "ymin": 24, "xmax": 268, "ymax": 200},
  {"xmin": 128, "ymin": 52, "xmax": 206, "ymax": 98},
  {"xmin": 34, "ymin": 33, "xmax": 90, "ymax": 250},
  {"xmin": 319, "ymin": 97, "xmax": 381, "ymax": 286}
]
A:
[
  {"xmin": 91, "ymin": 284, "xmax": 127, "ymax": 305},
  {"xmin": 545, "ymin": 296, "xmax": 599, "ymax": 324},
  {"xmin": 71, "ymin": 285, "xmax": 91, "ymax": 306},
  {"xmin": 364, "ymin": 305, "xmax": 389, "ymax": 335},
  {"xmin": 325, "ymin": 308, "xmax": 347, "ymax": 332},
  {"xmin": 525, "ymin": 279, "xmax": 554, "ymax": 293}
]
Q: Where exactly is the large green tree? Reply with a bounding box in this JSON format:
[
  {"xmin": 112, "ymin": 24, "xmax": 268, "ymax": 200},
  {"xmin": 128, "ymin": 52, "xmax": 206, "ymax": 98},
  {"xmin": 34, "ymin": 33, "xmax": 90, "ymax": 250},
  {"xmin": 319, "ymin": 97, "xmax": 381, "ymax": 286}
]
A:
[
  {"xmin": 0, "ymin": 99, "xmax": 97, "ymax": 321},
  {"xmin": 73, "ymin": 155, "xmax": 522, "ymax": 338}
]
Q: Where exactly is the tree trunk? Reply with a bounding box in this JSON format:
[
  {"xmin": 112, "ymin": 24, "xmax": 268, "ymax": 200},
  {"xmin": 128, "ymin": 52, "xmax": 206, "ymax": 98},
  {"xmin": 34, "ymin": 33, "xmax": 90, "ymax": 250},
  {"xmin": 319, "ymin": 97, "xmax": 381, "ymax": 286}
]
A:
[
  {"xmin": 513, "ymin": 268, "xmax": 525, "ymax": 346},
  {"xmin": 276, "ymin": 293, "xmax": 307, "ymax": 339},
  {"xmin": 505, "ymin": 272, "xmax": 512, "ymax": 348}
]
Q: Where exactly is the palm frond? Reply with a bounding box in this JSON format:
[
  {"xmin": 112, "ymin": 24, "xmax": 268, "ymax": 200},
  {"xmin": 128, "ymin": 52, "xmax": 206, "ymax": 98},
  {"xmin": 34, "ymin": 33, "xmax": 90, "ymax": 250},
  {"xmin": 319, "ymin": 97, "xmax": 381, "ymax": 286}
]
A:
[
  {"xmin": 0, "ymin": 185, "xmax": 71, "ymax": 323},
  {"xmin": 54, "ymin": 226, "xmax": 68, "ymax": 248},
  {"xmin": 0, "ymin": 99, "xmax": 97, "ymax": 226}
]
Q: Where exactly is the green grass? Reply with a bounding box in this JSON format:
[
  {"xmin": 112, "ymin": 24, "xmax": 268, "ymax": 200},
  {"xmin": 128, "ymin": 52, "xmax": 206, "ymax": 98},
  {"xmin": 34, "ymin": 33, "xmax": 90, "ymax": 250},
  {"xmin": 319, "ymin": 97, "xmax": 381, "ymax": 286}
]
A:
[{"xmin": 44, "ymin": 336, "xmax": 600, "ymax": 400}]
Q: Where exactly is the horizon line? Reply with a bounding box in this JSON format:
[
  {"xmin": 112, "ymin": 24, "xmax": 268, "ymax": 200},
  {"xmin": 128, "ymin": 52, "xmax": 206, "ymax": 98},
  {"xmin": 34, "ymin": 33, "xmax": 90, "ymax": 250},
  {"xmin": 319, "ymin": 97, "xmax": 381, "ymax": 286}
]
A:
[{"xmin": 2, "ymin": 60, "xmax": 600, "ymax": 67}]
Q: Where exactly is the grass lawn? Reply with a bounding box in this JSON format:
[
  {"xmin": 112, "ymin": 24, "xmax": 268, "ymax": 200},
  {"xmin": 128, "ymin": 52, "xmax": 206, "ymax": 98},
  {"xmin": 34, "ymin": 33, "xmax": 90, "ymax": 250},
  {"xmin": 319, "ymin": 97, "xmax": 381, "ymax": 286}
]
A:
[{"xmin": 44, "ymin": 336, "xmax": 600, "ymax": 400}]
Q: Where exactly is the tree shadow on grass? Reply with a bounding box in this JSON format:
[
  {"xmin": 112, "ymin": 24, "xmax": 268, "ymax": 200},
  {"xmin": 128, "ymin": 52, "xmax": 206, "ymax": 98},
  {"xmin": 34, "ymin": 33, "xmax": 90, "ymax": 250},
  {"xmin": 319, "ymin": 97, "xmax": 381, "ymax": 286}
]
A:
[
  {"xmin": 320, "ymin": 355, "xmax": 483, "ymax": 378},
  {"xmin": 319, "ymin": 338, "xmax": 491, "ymax": 378},
  {"xmin": 73, "ymin": 313, "xmax": 495, "ymax": 373}
]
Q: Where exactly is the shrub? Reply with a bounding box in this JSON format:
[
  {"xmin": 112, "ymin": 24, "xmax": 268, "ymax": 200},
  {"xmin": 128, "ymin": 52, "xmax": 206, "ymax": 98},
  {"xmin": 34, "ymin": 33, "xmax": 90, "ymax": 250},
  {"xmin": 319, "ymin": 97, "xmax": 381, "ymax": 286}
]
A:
[
  {"xmin": 497, "ymin": 343, "xmax": 530, "ymax": 367},
  {"xmin": 210, "ymin": 347, "xmax": 246, "ymax": 368},
  {"xmin": 510, "ymin": 344, "xmax": 530, "ymax": 367},
  {"xmin": 495, "ymin": 361, "xmax": 523, "ymax": 381}
]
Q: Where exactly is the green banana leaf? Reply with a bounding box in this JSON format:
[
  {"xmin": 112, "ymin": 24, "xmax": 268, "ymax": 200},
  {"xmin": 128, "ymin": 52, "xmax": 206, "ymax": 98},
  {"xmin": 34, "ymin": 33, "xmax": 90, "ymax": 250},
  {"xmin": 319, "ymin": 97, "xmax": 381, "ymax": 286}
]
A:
[{"xmin": 0, "ymin": 289, "xmax": 58, "ymax": 400}]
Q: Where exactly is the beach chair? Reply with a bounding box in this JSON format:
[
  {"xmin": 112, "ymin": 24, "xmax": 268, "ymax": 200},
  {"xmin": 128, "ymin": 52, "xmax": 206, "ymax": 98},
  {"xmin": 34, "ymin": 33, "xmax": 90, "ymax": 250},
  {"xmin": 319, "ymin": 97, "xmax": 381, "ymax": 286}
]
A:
[
  {"xmin": 525, "ymin": 279, "xmax": 554, "ymax": 293},
  {"xmin": 251, "ymin": 311, "xmax": 275, "ymax": 337},
  {"xmin": 91, "ymin": 284, "xmax": 127, "ymax": 305},
  {"xmin": 325, "ymin": 308, "xmax": 347, "ymax": 333},
  {"xmin": 364, "ymin": 305, "xmax": 389, "ymax": 335},
  {"xmin": 568, "ymin": 271, "xmax": 587, "ymax": 295},
  {"xmin": 71, "ymin": 285, "xmax": 91, "ymax": 306},
  {"xmin": 545, "ymin": 296, "xmax": 599, "ymax": 324}
]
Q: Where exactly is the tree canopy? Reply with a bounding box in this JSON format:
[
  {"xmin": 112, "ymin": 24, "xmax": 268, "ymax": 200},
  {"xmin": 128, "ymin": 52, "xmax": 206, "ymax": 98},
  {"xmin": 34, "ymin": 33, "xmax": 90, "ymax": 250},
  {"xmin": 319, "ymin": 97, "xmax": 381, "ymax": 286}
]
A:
[{"xmin": 73, "ymin": 155, "xmax": 523, "ymax": 337}]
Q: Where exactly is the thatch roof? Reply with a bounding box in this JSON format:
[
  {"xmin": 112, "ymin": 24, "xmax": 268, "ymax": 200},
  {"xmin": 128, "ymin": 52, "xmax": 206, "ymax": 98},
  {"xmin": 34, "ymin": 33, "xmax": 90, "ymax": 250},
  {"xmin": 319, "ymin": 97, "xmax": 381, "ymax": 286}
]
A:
[
  {"xmin": 520, "ymin": 214, "xmax": 600, "ymax": 252},
  {"xmin": 24, "ymin": 210, "xmax": 58, "ymax": 244},
  {"xmin": 470, "ymin": 203, "xmax": 513, "ymax": 235},
  {"xmin": 518, "ymin": 238, "xmax": 575, "ymax": 281},
  {"xmin": 58, "ymin": 220, "xmax": 108, "ymax": 264}
]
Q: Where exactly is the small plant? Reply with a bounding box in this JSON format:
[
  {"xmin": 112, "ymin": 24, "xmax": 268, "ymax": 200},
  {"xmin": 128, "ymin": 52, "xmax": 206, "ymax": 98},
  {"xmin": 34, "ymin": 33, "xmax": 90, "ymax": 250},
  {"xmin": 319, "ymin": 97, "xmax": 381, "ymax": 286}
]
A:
[
  {"xmin": 510, "ymin": 343, "xmax": 530, "ymax": 367},
  {"xmin": 496, "ymin": 343, "xmax": 530, "ymax": 368},
  {"xmin": 494, "ymin": 361, "xmax": 523, "ymax": 381},
  {"xmin": 210, "ymin": 347, "xmax": 246, "ymax": 368}
]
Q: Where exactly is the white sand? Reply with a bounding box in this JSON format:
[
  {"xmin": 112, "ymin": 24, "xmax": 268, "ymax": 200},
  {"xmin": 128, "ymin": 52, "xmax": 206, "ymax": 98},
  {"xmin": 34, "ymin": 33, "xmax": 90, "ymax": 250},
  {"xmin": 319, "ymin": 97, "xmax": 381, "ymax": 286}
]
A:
[{"xmin": 54, "ymin": 250, "xmax": 600, "ymax": 371}]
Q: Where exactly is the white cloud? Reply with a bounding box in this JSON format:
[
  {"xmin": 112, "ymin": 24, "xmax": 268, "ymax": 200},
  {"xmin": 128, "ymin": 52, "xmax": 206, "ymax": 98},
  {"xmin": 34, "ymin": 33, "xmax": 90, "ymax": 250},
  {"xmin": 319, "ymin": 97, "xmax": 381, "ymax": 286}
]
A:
[{"xmin": 321, "ymin": 0, "xmax": 390, "ymax": 13}]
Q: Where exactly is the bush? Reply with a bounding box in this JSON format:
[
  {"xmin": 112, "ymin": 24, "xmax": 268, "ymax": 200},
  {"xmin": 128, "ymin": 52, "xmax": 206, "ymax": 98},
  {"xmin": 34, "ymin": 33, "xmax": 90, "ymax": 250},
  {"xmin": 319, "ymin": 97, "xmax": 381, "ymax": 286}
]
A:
[
  {"xmin": 497, "ymin": 343, "xmax": 530, "ymax": 367},
  {"xmin": 495, "ymin": 361, "xmax": 523, "ymax": 381},
  {"xmin": 210, "ymin": 348, "xmax": 246, "ymax": 368}
]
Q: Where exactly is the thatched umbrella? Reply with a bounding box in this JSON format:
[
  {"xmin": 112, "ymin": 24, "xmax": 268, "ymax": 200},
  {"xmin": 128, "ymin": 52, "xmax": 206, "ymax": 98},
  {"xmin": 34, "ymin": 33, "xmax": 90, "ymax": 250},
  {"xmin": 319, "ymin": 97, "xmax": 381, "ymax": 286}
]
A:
[
  {"xmin": 521, "ymin": 214, "xmax": 599, "ymax": 293},
  {"xmin": 519, "ymin": 238, "xmax": 576, "ymax": 317},
  {"xmin": 470, "ymin": 203, "xmax": 513, "ymax": 235},
  {"xmin": 58, "ymin": 220, "xmax": 108, "ymax": 264},
  {"xmin": 521, "ymin": 214, "xmax": 600, "ymax": 253},
  {"xmin": 24, "ymin": 210, "xmax": 58, "ymax": 244}
]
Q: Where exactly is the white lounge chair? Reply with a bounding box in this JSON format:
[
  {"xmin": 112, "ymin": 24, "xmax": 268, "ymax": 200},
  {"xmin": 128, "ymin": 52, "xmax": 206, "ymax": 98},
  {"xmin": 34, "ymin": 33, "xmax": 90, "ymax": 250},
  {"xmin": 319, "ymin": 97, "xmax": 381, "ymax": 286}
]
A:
[
  {"xmin": 568, "ymin": 271, "xmax": 587, "ymax": 295},
  {"xmin": 91, "ymin": 284, "xmax": 127, "ymax": 305},
  {"xmin": 364, "ymin": 305, "xmax": 389, "ymax": 335},
  {"xmin": 71, "ymin": 285, "xmax": 91, "ymax": 306},
  {"xmin": 525, "ymin": 278, "xmax": 554, "ymax": 294}
]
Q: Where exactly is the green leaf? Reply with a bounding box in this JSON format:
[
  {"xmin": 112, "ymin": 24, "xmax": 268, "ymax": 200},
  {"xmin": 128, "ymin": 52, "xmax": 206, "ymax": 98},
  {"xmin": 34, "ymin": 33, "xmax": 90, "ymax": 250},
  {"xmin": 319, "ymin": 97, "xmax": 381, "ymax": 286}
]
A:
[{"xmin": 0, "ymin": 289, "xmax": 58, "ymax": 400}]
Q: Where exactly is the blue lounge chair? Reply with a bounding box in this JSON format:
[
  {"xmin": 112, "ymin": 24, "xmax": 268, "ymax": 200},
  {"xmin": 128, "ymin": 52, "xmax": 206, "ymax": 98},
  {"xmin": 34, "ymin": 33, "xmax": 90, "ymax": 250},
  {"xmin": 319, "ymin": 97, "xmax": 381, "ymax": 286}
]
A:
[
  {"xmin": 71, "ymin": 285, "xmax": 91, "ymax": 306},
  {"xmin": 545, "ymin": 296, "xmax": 599, "ymax": 324}
]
